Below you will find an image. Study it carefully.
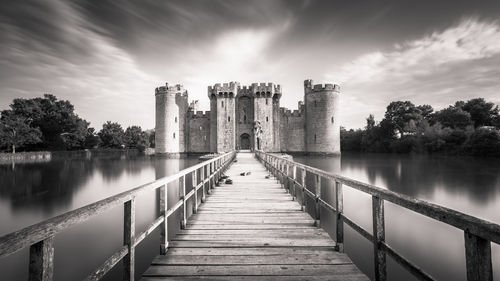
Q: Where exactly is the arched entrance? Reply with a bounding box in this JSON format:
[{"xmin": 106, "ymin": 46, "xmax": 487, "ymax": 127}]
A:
[{"xmin": 240, "ymin": 133, "xmax": 250, "ymax": 150}]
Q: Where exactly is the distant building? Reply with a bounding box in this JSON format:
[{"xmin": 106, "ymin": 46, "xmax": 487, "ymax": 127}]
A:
[{"xmin": 155, "ymin": 80, "xmax": 340, "ymax": 156}]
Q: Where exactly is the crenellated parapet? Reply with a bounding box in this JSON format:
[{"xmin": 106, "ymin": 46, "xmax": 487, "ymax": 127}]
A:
[
  {"xmin": 187, "ymin": 110, "xmax": 211, "ymax": 119},
  {"xmin": 155, "ymin": 83, "xmax": 188, "ymax": 97},
  {"xmin": 208, "ymin": 82, "xmax": 239, "ymax": 98},
  {"xmin": 304, "ymin": 79, "xmax": 340, "ymax": 95}
]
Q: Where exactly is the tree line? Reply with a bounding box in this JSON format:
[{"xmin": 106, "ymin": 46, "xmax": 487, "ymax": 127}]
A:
[
  {"xmin": 0, "ymin": 94, "xmax": 155, "ymax": 153},
  {"xmin": 341, "ymin": 98, "xmax": 500, "ymax": 156}
]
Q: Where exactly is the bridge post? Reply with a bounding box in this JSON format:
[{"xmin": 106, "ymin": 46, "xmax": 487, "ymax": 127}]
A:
[
  {"xmin": 208, "ymin": 162, "xmax": 213, "ymax": 194},
  {"xmin": 29, "ymin": 236, "xmax": 54, "ymax": 281},
  {"xmin": 201, "ymin": 166, "xmax": 206, "ymax": 203},
  {"xmin": 284, "ymin": 163, "xmax": 289, "ymax": 193},
  {"xmin": 314, "ymin": 175, "xmax": 321, "ymax": 227},
  {"xmin": 335, "ymin": 181, "xmax": 344, "ymax": 252},
  {"xmin": 292, "ymin": 165, "xmax": 297, "ymax": 201},
  {"xmin": 372, "ymin": 196, "xmax": 386, "ymax": 281},
  {"xmin": 180, "ymin": 175, "xmax": 186, "ymax": 229},
  {"xmin": 464, "ymin": 230, "xmax": 493, "ymax": 281},
  {"xmin": 301, "ymin": 168, "xmax": 306, "ymax": 212},
  {"xmin": 124, "ymin": 198, "xmax": 136, "ymax": 280},
  {"xmin": 192, "ymin": 170, "xmax": 198, "ymax": 214}
]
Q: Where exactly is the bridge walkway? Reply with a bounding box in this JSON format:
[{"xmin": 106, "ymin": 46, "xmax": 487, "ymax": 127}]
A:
[{"xmin": 141, "ymin": 152, "xmax": 368, "ymax": 280}]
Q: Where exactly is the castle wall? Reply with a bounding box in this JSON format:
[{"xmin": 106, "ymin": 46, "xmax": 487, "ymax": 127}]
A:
[
  {"xmin": 272, "ymin": 97, "xmax": 281, "ymax": 152},
  {"xmin": 280, "ymin": 109, "xmax": 305, "ymax": 152},
  {"xmin": 187, "ymin": 111, "xmax": 211, "ymax": 153},
  {"xmin": 208, "ymin": 82, "xmax": 238, "ymax": 153},
  {"xmin": 176, "ymin": 93, "xmax": 189, "ymax": 153},
  {"xmin": 209, "ymin": 95, "xmax": 217, "ymax": 153}
]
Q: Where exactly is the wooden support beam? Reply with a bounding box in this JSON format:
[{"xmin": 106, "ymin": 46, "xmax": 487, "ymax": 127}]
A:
[
  {"xmin": 180, "ymin": 176, "xmax": 186, "ymax": 229},
  {"xmin": 301, "ymin": 169, "xmax": 306, "ymax": 212},
  {"xmin": 372, "ymin": 196, "xmax": 386, "ymax": 281},
  {"xmin": 464, "ymin": 230, "xmax": 493, "ymax": 281},
  {"xmin": 292, "ymin": 165, "xmax": 297, "ymax": 201},
  {"xmin": 192, "ymin": 170, "xmax": 198, "ymax": 214},
  {"xmin": 201, "ymin": 166, "xmax": 206, "ymax": 203},
  {"xmin": 335, "ymin": 181, "xmax": 344, "ymax": 252},
  {"xmin": 315, "ymin": 175, "xmax": 321, "ymax": 227},
  {"xmin": 124, "ymin": 198, "xmax": 136, "ymax": 281},
  {"xmin": 29, "ymin": 236, "xmax": 54, "ymax": 281}
]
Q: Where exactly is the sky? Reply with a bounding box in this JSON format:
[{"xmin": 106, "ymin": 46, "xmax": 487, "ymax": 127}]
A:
[{"xmin": 1, "ymin": 0, "xmax": 500, "ymax": 129}]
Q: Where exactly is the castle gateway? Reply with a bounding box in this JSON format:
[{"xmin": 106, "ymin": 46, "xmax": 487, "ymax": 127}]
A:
[{"xmin": 155, "ymin": 80, "xmax": 340, "ymax": 155}]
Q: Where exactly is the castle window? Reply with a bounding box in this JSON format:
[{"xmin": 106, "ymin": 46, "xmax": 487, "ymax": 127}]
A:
[
  {"xmin": 266, "ymin": 116, "xmax": 269, "ymax": 122},
  {"xmin": 314, "ymin": 100, "xmax": 317, "ymax": 107},
  {"xmin": 331, "ymin": 116, "xmax": 334, "ymax": 123},
  {"xmin": 314, "ymin": 134, "xmax": 317, "ymax": 143},
  {"xmin": 175, "ymin": 117, "xmax": 177, "ymax": 123},
  {"xmin": 221, "ymin": 101, "xmax": 224, "ymax": 107},
  {"xmin": 266, "ymin": 98, "xmax": 268, "ymax": 105},
  {"xmin": 173, "ymin": 132, "xmax": 176, "ymax": 139},
  {"xmin": 244, "ymin": 115, "xmax": 247, "ymax": 123},
  {"xmin": 228, "ymin": 116, "xmax": 231, "ymax": 122},
  {"xmin": 200, "ymin": 126, "xmax": 202, "ymax": 131},
  {"xmin": 204, "ymin": 136, "xmax": 207, "ymax": 140}
]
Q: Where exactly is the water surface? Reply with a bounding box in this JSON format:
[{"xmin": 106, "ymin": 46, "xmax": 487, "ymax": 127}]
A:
[{"xmin": 0, "ymin": 152, "xmax": 499, "ymax": 280}]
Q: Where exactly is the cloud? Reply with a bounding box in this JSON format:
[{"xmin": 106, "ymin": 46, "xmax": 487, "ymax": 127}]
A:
[
  {"xmin": 327, "ymin": 18, "xmax": 500, "ymax": 129},
  {"xmin": 0, "ymin": 1, "xmax": 158, "ymax": 129}
]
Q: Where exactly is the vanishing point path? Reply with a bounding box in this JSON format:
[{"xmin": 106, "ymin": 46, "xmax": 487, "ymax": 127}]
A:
[{"xmin": 141, "ymin": 152, "xmax": 368, "ymax": 280}]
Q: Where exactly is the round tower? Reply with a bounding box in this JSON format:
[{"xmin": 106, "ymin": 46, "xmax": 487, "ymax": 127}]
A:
[
  {"xmin": 304, "ymin": 80, "xmax": 340, "ymax": 155},
  {"xmin": 155, "ymin": 83, "xmax": 182, "ymax": 156}
]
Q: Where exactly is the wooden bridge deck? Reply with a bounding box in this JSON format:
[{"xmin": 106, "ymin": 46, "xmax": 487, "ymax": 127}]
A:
[{"xmin": 141, "ymin": 152, "xmax": 369, "ymax": 281}]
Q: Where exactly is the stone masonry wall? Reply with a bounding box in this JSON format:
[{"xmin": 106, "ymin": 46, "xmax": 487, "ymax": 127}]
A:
[{"xmin": 187, "ymin": 111, "xmax": 211, "ymax": 152}]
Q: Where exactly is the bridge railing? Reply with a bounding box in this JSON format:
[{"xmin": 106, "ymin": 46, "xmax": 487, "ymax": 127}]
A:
[
  {"xmin": 0, "ymin": 151, "xmax": 236, "ymax": 281},
  {"xmin": 255, "ymin": 150, "xmax": 500, "ymax": 281}
]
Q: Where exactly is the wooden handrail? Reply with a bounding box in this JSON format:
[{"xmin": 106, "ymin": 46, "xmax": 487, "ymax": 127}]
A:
[
  {"xmin": 0, "ymin": 151, "xmax": 236, "ymax": 281},
  {"xmin": 255, "ymin": 151, "xmax": 498, "ymax": 281}
]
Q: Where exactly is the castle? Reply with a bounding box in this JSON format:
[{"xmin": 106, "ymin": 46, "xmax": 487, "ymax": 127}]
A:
[{"xmin": 155, "ymin": 80, "xmax": 340, "ymax": 155}]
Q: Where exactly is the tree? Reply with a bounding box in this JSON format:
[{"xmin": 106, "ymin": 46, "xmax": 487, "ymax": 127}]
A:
[
  {"xmin": 9, "ymin": 94, "xmax": 90, "ymax": 150},
  {"xmin": 464, "ymin": 128, "xmax": 500, "ymax": 156},
  {"xmin": 384, "ymin": 101, "xmax": 422, "ymax": 135},
  {"xmin": 0, "ymin": 111, "xmax": 42, "ymax": 153},
  {"xmin": 432, "ymin": 106, "xmax": 472, "ymax": 129},
  {"xmin": 98, "ymin": 121, "xmax": 124, "ymax": 148},
  {"xmin": 84, "ymin": 128, "xmax": 101, "ymax": 149},
  {"xmin": 416, "ymin": 104, "xmax": 434, "ymax": 120},
  {"xmin": 124, "ymin": 126, "xmax": 149, "ymax": 151},
  {"xmin": 365, "ymin": 114, "xmax": 376, "ymax": 130},
  {"xmin": 460, "ymin": 98, "xmax": 499, "ymax": 128}
]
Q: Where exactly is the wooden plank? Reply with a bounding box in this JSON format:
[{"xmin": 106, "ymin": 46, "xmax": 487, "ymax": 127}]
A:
[
  {"xmin": 141, "ymin": 276, "xmax": 368, "ymax": 281},
  {"xmin": 143, "ymin": 264, "xmax": 365, "ymax": 277},
  {"xmin": 84, "ymin": 245, "xmax": 128, "ymax": 281},
  {"xmin": 161, "ymin": 247, "xmax": 338, "ymax": 256},
  {"xmin": 151, "ymin": 253, "xmax": 351, "ymax": 265},
  {"xmin": 168, "ymin": 238, "xmax": 334, "ymax": 247}
]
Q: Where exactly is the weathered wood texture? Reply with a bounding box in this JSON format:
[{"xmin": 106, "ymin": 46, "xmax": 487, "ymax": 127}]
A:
[
  {"xmin": 256, "ymin": 151, "xmax": 500, "ymax": 281},
  {"xmin": 141, "ymin": 152, "xmax": 368, "ymax": 281}
]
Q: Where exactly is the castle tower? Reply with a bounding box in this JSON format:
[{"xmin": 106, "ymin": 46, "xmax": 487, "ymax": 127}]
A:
[
  {"xmin": 155, "ymin": 83, "xmax": 188, "ymax": 156},
  {"xmin": 304, "ymin": 79, "xmax": 341, "ymax": 154},
  {"xmin": 208, "ymin": 82, "xmax": 238, "ymax": 153},
  {"xmin": 251, "ymin": 83, "xmax": 281, "ymax": 151}
]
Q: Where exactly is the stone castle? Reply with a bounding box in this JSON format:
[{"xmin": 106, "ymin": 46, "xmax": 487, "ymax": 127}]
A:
[{"xmin": 155, "ymin": 80, "xmax": 340, "ymax": 155}]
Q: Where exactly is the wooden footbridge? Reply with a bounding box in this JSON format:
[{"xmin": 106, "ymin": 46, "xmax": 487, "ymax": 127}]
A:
[{"xmin": 0, "ymin": 151, "xmax": 499, "ymax": 281}]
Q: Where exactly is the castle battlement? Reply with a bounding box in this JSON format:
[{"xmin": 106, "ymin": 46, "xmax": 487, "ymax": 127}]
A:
[
  {"xmin": 304, "ymin": 79, "xmax": 340, "ymax": 95},
  {"xmin": 155, "ymin": 83, "xmax": 187, "ymax": 95},
  {"xmin": 208, "ymin": 82, "xmax": 240, "ymax": 95},
  {"xmin": 248, "ymin": 82, "xmax": 281, "ymax": 95}
]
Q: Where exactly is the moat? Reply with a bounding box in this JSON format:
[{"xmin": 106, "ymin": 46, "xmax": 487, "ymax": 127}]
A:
[{"xmin": 0, "ymin": 153, "xmax": 499, "ymax": 280}]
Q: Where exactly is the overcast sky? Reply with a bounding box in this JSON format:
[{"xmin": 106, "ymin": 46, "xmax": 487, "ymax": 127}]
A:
[{"xmin": 1, "ymin": 0, "xmax": 500, "ymax": 129}]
